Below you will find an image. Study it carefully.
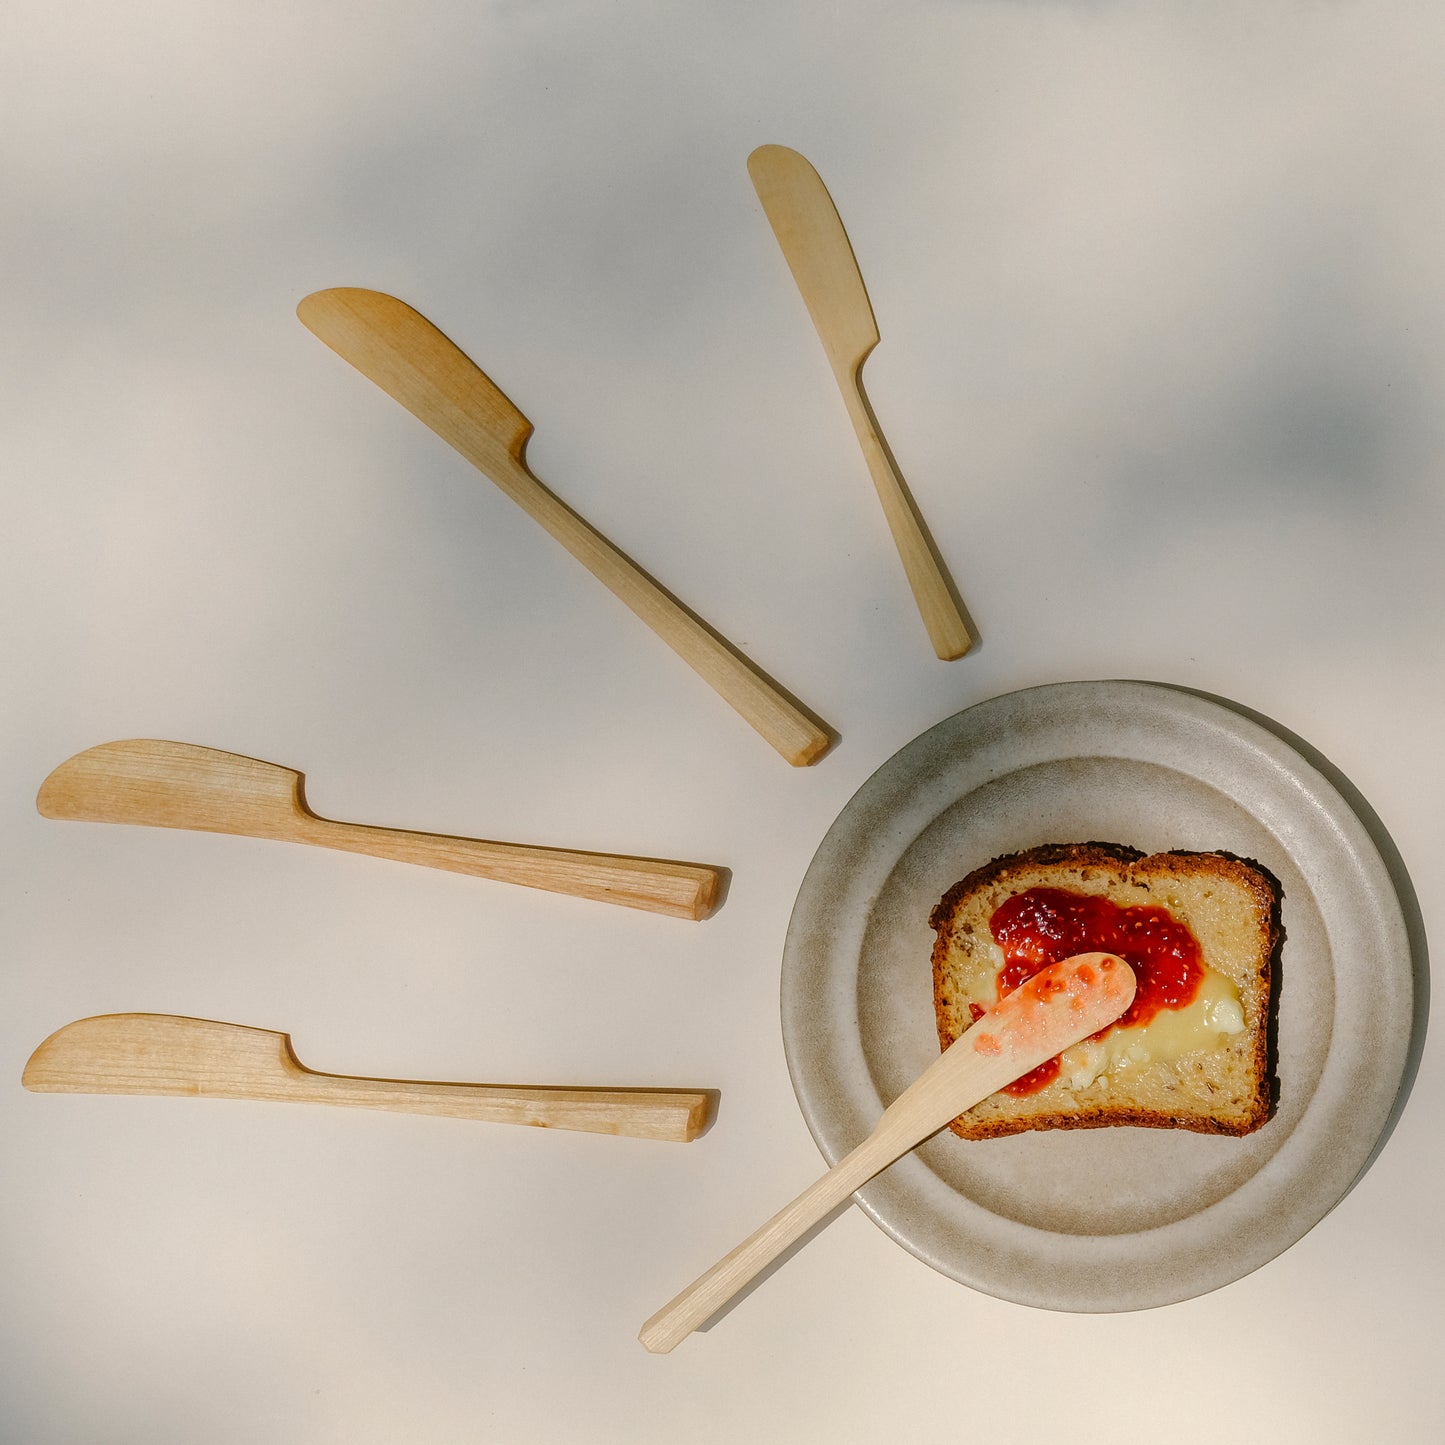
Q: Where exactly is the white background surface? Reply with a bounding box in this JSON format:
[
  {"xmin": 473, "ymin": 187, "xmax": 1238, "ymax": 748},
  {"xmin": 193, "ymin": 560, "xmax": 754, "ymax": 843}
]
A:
[{"xmin": 4, "ymin": 3, "xmax": 1442, "ymax": 1441}]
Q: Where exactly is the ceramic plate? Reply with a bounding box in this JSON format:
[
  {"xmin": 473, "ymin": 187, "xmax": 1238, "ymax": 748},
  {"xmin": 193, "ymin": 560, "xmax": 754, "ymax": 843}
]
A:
[{"xmin": 780, "ymin": 680, "xmax": 1415, "ymax": 1311}]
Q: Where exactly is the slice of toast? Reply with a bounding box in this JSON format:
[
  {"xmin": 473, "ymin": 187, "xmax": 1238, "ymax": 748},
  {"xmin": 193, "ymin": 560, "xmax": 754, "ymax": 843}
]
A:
[{"xmin": 929, "ymin": 842, "xmax": 1279, "ymax": 1139}]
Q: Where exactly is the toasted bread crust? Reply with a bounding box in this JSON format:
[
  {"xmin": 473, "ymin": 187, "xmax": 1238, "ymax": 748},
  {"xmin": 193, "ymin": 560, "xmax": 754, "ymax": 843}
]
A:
[{"xmin": 930, "ymin": 843, "xmax": 1281, "ymax": 1140}]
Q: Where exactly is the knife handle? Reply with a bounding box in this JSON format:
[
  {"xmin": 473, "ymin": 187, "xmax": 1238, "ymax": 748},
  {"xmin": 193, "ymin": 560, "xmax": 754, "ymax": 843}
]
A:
[
  {"xmin": 483, "ymin": 448, "xmax": 834, "ymax": 767},
  {"xmin": 839, "ymin": 377, "xmax": 972, "ymax": 661},
  {"xmin": 291, "ymin": 815, "xmax": 722, "ymax": 920},
  {"xmin": 638, "ymin": 1131, "xmax": 887, "ymax": 1351},
  {"xmin": 286, "ymin": 1072, "xmax": 713, "ymax": 1142}
]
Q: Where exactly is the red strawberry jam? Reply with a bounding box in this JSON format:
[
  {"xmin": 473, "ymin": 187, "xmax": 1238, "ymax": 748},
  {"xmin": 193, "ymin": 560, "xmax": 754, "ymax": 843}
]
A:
[{"xmin": 986, "ymin": 887, "xmax": 1205, "ymax": 1095}]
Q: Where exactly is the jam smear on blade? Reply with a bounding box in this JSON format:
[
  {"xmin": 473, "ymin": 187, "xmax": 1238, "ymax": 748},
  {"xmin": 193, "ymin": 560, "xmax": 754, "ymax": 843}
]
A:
[{"xmin": 988, "ymin": 887, "xmax": 1203, "ymax": 1096}]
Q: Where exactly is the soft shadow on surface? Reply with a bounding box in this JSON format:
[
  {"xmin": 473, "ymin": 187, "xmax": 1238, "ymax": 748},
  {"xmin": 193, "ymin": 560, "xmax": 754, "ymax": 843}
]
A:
[{"xmin": 1178, "ymin": 686, "xmax": 1430, "ymax": 1189}]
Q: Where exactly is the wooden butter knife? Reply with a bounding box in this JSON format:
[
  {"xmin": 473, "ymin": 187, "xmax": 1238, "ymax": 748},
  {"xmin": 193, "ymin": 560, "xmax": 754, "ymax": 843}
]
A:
[
  {"xmin": 38, "ymin": 738, "xmax": 721, "ymax": 920},
  {"xmin": 748, "ymin": 144, "xmax": 972, "ymax": 661},
  {"xmin": 639, "ymin": 952, "xmax": 1134, "ymax": 1349},
  {"xmin": 297, "ymin": 287, "xmax": 833, "ymax": 767},
  {"xmin": 23, "ymin": 1013, "xmax": 713, "ymax": 1142}
]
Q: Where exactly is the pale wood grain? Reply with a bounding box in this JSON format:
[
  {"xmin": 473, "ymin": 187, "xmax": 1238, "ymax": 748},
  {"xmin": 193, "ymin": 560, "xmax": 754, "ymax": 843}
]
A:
[
  {"xmin": 296, "ymin": 287, "xmax": 833, "ymax": 766},
  {"xmin": 37, "ymin": 739, "xmax": 721, "ymax": 920},
  {"xmin": 638, "ymin": 954, "xmax": 1135, "ymax": 1350},
  {"xmin": 23, "ymin": 1014, "xmax": 712, "ymax": 1142},
  {"xmin": 748, "ymin": 144, "xmax": 973, "ymax": 661}
]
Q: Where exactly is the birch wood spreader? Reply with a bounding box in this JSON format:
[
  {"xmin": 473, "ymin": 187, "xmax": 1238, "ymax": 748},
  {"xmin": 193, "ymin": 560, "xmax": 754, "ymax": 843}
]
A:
[
  {"xmin": 296, "ymin": 286, "xmax": 832, "ymax": 767},
  {"xmin": 23, "ymin": 1013, "xmax": 713, "ymax": 1142},
  {"xmin": 37, "ymin": 739, "xmax": 721, "ymax": 920},
  {"xmin": 638, "ymin": 952, "xmax": 1135, "ymax": 1350},
  {"xmin": 747, "ymin": 144, "xmax": 972, "ymax": 662}
]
